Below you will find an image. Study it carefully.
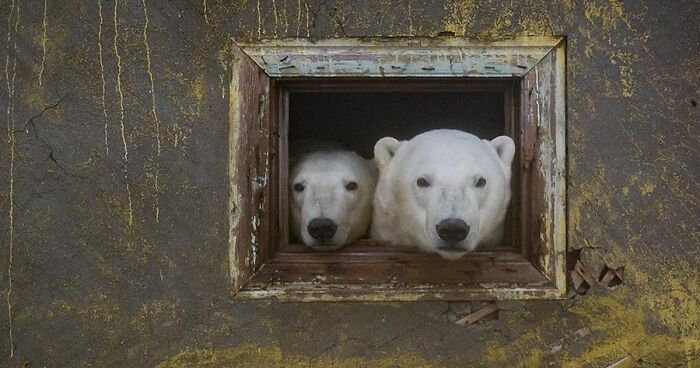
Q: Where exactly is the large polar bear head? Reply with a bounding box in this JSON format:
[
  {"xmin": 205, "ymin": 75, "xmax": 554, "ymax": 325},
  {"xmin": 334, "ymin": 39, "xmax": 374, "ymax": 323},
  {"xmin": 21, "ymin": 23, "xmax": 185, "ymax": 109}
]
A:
[
  {"xmin": 370, "ymin": 129, "xmax": 515, "ymax": 260},
  {"xmin": 290, "ymin": 145, "xmax": 377, "ymax": 251}
]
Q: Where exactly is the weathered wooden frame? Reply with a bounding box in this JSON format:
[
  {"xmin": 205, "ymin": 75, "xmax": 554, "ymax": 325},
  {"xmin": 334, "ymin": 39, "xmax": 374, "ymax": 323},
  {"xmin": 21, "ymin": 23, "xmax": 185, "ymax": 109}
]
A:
[{"xmin": 228, "ymin": 37, "xmax": 566, "ymax": 301}]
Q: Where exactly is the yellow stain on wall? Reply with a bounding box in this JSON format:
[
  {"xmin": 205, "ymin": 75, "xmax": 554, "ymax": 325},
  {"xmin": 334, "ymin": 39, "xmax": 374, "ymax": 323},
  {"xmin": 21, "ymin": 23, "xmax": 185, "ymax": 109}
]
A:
[
  {"xmin": 640, "ymin": 181, "xmax": 655, "ymax": 196},
  {"xmin": 478, "ymin": 263, "xmax": 699, "ymax": 367},
  {"xmin": 442, "ymin": 0, "xmax": 478, "ymax": 36},
  {"xmin": 562, "ymin": 145, "xmax": 698, "ymax": 364},
  {"xmin": 157, "ymin": 344, "xmax": 438, "ymax": 368},
  {"xmin": 483, "ymin": 329, "xmax": 551, "ymax": 367},
  {"xmin": 192, "ymin": 72, "xmax": 207, "ymax": 107},
  {"xmin": 579, "ymin": 0, "xmax": 640, "ymax": 99},
  {"xmin": 442, "ymin": 0, "xmax": 569, "ymax": 39},
  {"xmin": 583, "ymin": 0, "xmax": 632, "ymax": 31},
  {"xmin": 484, "ymin": 7, "xmax": 514, "ymax": 38},
  {"xmin": 48, "ymin": 293, "xmax": 122, "ymax": 324},
  {"xmin": 565, "ymin": 283, "xmax": 699, "ymax": 367}
]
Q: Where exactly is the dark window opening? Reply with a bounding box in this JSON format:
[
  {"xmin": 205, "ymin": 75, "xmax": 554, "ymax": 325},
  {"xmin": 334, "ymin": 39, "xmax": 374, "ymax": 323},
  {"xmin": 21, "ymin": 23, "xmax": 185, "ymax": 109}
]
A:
[
  {"xmin": 282, "ymin": 78, "xmax": 519, "ymax": 253},
  {"xmin": 289, "ymin": 91, "xmax": 505, "ymax": 158}
]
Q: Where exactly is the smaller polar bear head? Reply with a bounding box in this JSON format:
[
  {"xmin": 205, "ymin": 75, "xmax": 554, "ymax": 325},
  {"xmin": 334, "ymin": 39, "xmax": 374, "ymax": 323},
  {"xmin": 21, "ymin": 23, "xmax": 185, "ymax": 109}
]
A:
[
  {"xmin": 290, "ymin": 147, "xmax": 377, "ymax": 251},
  {"xmin": 372, "ymin": 129, "xmax": 515, "ymax": 260}
]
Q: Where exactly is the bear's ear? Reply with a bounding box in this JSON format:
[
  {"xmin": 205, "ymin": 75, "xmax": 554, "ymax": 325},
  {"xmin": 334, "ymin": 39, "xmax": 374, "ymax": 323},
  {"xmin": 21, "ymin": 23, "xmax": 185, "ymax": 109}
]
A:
[
  {"xmin": 490, "ymin": 136, "xmax": 516, "ymax": 168},
  {"xmin": 374, "ymin": 137, "xmax": 402, "ymax": 169}
]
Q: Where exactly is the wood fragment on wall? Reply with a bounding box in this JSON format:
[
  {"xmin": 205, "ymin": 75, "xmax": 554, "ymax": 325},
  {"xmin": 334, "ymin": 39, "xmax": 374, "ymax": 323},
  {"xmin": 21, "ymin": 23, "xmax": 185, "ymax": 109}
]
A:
[
  {"xmin": 454, "ymin": 303, "xmax": 499, "ymax": 326},
  {"xmin": 606, "ymin": 355, "xmax": 634, "ymax": 368}
]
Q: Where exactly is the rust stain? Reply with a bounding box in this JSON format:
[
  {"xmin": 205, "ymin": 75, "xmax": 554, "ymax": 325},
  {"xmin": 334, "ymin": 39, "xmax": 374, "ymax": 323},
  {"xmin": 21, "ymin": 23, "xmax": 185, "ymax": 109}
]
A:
[
  {"xmin": 304, "ymin": 0, "xmax": 310, "ymax": 37},
  {"xmin": 295, "ymin": 0, "xmax": 301, "ymax": 37},
  {"xmin": 407, "ymin": 2, "xmax": 414, "ymax": 35},
  {"xmin": 202, "ymin": 0, "xmax": 209, "ymax": 24},
  {"xmin": 112, "ymin": 0, "xmax": 127, "ymax": 163},
  {"xmin": 141, "ymin": 0, "xmax": 162, "ymax": 157},
  {"xmin": 281, "ymin": 0, "xmax": 290, "ymax": 35},
  {"xmin": 141, "ymin": 0, "xmax": 162, "ymax": 223},
  {"xmin": 38, "ymin": 0, "xmax": 47, "ymax": 86},
  {"xmin": 271, "ymin": 0, "xmax": 279, "ymax": 36},
  {"xmin": 4, "ymin": 0, "xmax": 19, "ymax": 358},
  {"xmin": 112, "ymin": 0, "xmax": 133, "ymax": 227},
  {"xmin": 96, "ymin": 0, "xmax": 109, "ymax": 155},
  {"xmin": 256, "ymin": 0, "xmax": 263, "ymax": 38}
]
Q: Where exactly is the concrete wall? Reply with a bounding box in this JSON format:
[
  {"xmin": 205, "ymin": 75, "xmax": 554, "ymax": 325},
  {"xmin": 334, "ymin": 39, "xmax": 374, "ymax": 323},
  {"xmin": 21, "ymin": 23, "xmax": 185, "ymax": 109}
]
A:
[{"xmin": 0, "ymin": 1, "xmax": 697, "ymax": 366}]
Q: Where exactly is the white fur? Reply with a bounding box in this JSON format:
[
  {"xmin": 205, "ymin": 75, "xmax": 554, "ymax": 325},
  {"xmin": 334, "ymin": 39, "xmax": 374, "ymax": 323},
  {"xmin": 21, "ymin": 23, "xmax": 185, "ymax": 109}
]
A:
[
  {"xmin": 371, "ymin": 129, "xmax": 515, "ymax": 260},
  {"xmin": 290, "ymin": 143, "xmax": 377, "ymax": 250}
]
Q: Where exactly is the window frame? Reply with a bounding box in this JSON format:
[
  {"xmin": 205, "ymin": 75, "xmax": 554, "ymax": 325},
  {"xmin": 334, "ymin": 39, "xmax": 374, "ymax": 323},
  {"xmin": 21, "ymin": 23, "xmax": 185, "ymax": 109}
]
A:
[{"xmin": 228, "ymin": 37, "xmax": 567, "ymax": 301}]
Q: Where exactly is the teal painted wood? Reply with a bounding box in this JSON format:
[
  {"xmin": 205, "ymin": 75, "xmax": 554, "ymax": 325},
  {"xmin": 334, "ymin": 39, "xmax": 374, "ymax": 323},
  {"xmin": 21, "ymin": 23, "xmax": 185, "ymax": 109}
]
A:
[{"xmin": 236, "ymin": 37, "xmax": 562, "ymax": 78}]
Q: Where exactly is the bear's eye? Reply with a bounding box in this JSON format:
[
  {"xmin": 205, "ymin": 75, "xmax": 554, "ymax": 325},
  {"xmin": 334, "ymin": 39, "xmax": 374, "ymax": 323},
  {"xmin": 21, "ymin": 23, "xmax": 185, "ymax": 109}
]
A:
[
  {"xmin": 416, "ymin": 177, "xmax": 431, "ymax": 188},
  {"xmin": 476, "ymin": 177, "xmax": 487, "ymax": 188},
  {"xmin": 345, "ymin": 181, "xmax": 358, "ymax": 191},
  {"xmin": 293, "ymin": 183, "xmax": 305, "ymax": 192}
]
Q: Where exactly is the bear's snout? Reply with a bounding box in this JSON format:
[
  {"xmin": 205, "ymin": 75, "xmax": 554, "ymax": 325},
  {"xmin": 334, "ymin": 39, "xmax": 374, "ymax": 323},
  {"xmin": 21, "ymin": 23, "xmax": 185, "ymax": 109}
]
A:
[
  {"xmin": 436, "ymin": 218, "xmax": 470, "ymax": 244},
  {"xmin": 307, "ymin": 218, "xmax": 338, "ymax": 243}
]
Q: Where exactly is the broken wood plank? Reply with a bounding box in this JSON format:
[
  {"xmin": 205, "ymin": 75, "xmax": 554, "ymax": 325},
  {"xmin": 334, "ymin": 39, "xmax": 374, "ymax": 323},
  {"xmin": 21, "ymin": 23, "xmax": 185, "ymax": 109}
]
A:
[
  {"xmin": 455, "ymin": 303, "xmax": 499, "ymax": 326},
  {"xmin": 574, "ymin": 260, "xmax": 597, "ymax": 285},
  {"xmin": 606, "ymin": 355, "xmax": 633, "ymax": 368},
  {"xmin": 599, "ymin": 266, "xmax": 625, "ymax": 288}
]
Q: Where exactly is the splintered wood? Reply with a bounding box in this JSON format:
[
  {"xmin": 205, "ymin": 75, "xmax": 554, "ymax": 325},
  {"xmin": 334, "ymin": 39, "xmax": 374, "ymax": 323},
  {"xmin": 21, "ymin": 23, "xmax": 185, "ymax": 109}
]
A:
[
  {"xmin": 569, "ymin": 252, "xmax": 625, "ymax": 295},
  {"xmin": 599, "ymin": 266, "xmax": 625, "ymax": 289},
  {"xmin": 570, "ymin": 259, "xmax": 597, "ymax": 295},
  {"xmin": 606, "ymin": 355, "xmax": 633, "ymax": 368},
  {"xmin": 455, "ymin": 303, "xmax": 499, "ymax": 326}
]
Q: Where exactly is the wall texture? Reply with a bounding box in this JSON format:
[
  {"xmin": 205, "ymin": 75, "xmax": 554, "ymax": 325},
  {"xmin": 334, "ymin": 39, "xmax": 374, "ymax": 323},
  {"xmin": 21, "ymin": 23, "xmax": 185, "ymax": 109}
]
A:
[{"xmin": 0, "ymin": 0, "xmax": 697, "ymax": 366}]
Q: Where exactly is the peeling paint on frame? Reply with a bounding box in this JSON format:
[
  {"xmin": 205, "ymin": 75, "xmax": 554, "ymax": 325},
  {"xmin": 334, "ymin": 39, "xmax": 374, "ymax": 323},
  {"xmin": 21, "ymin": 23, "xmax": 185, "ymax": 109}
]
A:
[
  {"xmin": 228, "ymin": 42, "xmax": 272, "ymax": 293},
  {"xmin": 235, "ymin": 36, "xmax": 562, "ymax": 78},
  {"xmin": 229, "ymin": 36, "xmax": 567, "ymax": 301},
  {"xmin": 228, "ymin": 50, "xmax": 243, "ymax": 287}
]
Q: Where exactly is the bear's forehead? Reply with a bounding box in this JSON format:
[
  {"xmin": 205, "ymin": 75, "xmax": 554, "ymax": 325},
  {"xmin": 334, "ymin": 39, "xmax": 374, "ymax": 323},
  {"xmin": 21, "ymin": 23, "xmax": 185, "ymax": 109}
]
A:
[
  {"xmin": 395, "ymin": 140, "xmax": 501, "ymax": 179},
  {"xmin": 410, "ymin": 158, "xmax": 490, "ymax": 178},
  {"xmin": 296, "ymin": 166, "xmax": 355, "ymax": 178},
  {"xmin": 293, "ymin": 160, "xmax": 363, "ymax": 181},
  {"xmin": 294, "ymin": 151, "xmax": 367, "ymax": 173},
  {"xmin": 404, "ymin": 142, "xmax": 492, "ymax": 165}
]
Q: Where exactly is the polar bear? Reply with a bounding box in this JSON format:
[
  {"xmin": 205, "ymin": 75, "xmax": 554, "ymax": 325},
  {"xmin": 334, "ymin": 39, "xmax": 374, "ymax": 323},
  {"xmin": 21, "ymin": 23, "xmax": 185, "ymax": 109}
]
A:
[
  {"xmin": 289, "ymin": 142, "xmax": 377, "ymax": 251},
  {"xmin": 370, "ymin": 129, "xmax": 515, "ymax": 260}
]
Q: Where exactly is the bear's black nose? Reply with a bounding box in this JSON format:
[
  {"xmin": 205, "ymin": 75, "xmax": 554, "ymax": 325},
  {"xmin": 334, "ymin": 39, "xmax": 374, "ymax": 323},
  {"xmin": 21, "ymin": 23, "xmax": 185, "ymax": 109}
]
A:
[
  {"xmin": 436, "ymin": 218, "xmax": 470, "ymax": 244},
  {"xmin": 307, "ymin": 218, "xmax": 337, "ymax": 243}
]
